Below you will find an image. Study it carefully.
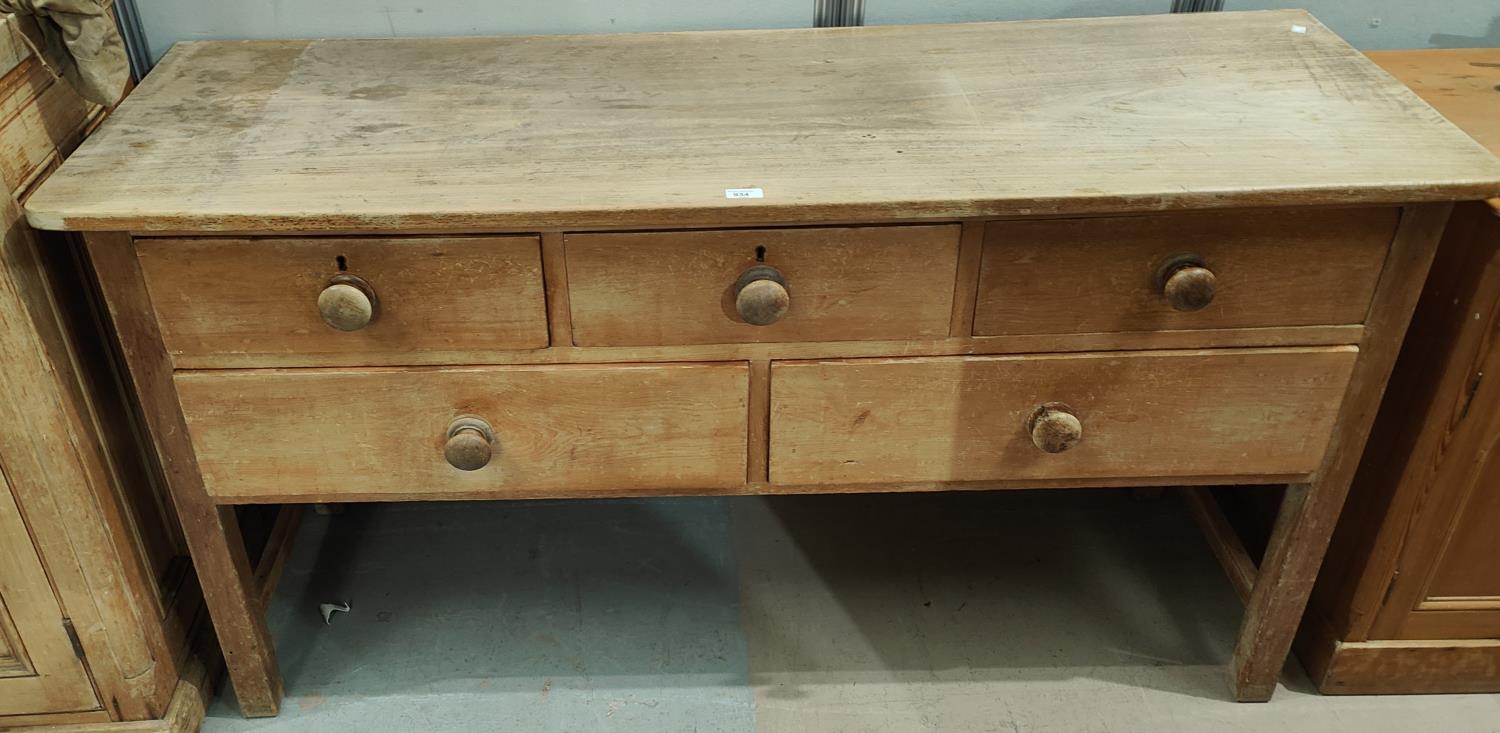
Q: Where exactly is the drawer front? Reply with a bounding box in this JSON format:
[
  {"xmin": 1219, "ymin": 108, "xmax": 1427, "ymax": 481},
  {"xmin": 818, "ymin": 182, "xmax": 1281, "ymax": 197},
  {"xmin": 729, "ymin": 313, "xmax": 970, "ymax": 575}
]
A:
[
  {"xmin": 770, "ymin": 347, "xmax": 1356, "ymax": 485},
  {"xmin": 137, "ymin": 236, "xmax": 549, "ymax": 365},
  {"xmin": 177, "ymin": 363, "xmax": 749, "ymax": 501},
  {"xmin": 974, "ymin": 208, "xmax": 1397, "ymax": 336},
  {"xmin": 566, "ymin": 225, "xmax": 960, "ymax": 346}
]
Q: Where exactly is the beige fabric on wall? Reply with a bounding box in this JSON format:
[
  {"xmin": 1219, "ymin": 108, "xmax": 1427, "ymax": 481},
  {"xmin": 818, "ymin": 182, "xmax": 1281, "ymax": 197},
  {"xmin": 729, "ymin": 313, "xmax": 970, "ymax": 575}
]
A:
[{"xmin": 0, "ymin": 0, "xmax": 127, "ymax": 105}]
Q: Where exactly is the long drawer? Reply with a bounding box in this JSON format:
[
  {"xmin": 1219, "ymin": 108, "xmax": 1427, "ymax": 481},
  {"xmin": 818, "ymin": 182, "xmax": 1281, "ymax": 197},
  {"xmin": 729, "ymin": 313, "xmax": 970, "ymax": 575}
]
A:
[
  {"xmin": 974, "ymin": 208, "xmax": 1397, "ymax": 336},
  {"xmin": 769, "ymin": 347, "xmax": 1357, "ymax": 485},
  {"xmin": 137, "ymin": 236, "xmax": 549, "ymax": 366},
  {"xmin": 566, "ymin": 224, "xmax": 960, "ymax": 346},
  {"xmin": 176, "ymin": 362, "xmax": 749, "ymax": 501}
]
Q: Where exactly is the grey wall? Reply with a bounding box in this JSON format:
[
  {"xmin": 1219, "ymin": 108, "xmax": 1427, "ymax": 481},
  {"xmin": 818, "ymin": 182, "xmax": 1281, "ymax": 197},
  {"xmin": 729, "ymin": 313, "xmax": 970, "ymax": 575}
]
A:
[
  {"xmin": 136, "ymin": 0, "xmax": 1500, "ymax": 64},
  {"xmin": 869, "ymin": 2, "xmax": 1500, "ymax": 49}
]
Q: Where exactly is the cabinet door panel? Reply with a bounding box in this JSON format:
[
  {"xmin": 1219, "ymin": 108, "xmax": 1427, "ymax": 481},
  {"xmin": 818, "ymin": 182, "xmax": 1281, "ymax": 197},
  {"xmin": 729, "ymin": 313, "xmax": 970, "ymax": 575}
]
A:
[{"xmin": 0, "ymin": 469, "xmax": 99, "ymax": 715}]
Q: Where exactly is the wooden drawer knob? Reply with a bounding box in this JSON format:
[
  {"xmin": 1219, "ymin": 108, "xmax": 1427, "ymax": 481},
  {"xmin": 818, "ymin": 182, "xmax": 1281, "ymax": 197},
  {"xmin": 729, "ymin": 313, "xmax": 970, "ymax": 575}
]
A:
[
  {"xmin": 318, "ymin": 275, "xmax": 378, "ymax": 331},
  {"xmin": 444, "ymin": 417, "xmax": 495, "ymax": 471},
  {"xmin": 1156, "ymin": 254, "xmax": 1216, "ymax": 312},
  {"xmin": 733, "ymin": 265, "xmax": 789, "ymax": 326},
  {"xmin": 1027, "ymin": 403, "xmax": 1082, "ymax": 454}
]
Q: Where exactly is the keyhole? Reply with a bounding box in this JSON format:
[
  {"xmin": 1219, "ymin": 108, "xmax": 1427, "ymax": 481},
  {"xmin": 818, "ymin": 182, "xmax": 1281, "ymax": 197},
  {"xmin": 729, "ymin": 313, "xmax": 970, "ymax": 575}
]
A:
[
  {"xmin": 755, "ymin": 246, "xmax": 766, "ymax": 262},
  {"xmin": 336, "ymin": 255, "xmax": 348, "ymax": 271}
]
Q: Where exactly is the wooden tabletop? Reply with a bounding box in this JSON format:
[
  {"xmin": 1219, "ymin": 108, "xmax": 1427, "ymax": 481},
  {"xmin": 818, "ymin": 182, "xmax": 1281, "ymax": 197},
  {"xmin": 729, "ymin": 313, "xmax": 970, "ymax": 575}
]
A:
[
  {"xmin": 25, "ymin": 10, "xmax": 1500, "ymax": 234},
  {"xmin": 1366, "ymin": 48, "xmax": 1500, "ymax": 212}
]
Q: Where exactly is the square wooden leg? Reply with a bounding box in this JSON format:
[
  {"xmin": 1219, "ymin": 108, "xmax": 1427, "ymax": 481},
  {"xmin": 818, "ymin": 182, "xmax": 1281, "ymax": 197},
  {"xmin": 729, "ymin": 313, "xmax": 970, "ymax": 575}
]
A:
[
  {"xmin": 1231, "ymin": 483, "xmax": 1313, "ymax": 701},
  {"xmin": 178, "ymin": 505, "xmax": 283, "ymax": 716},
  {"xmin": 84, "ymin": 232, "xmax": 283, "ymax": 717},
  {"xmin": 1228, "ymin": 203, "xmax": 1454, "ymax": 701}
]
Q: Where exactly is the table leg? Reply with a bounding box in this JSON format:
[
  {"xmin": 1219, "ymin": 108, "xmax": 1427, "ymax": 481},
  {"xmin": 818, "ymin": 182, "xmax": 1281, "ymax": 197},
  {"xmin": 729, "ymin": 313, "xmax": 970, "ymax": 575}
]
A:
[
  {"xmin": 1228, "ymin": 203, "xmax": 1452, "ymax": 700},
  {"xmin": 1231, "ymin": 483, "xmax": 1312, "ymax": 700},
  {"xmin": 83, "ymin": 232, "xmax": 283, "ymax": 717}
]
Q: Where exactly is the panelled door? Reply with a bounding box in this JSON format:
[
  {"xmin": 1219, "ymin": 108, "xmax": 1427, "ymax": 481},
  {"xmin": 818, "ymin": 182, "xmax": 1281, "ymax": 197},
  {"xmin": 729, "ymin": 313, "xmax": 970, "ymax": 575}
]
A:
[{"xmin": 0, "ymin": 465, "xmax": 99, "ymax": 716}]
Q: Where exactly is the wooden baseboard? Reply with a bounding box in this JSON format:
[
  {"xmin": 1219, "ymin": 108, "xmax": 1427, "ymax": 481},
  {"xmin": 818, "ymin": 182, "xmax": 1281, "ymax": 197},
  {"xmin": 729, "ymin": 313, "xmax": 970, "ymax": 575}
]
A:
[{"xmin": 1314, "ymin": 638, "xmax": 1500, "ymax": 695}]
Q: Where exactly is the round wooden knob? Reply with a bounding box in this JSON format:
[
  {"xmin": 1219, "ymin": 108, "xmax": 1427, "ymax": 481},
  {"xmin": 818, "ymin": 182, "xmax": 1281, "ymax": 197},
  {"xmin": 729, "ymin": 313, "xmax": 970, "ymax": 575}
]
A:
[
  {"xmin": 317, "ymin": 276, "xmax": 377, "ymax": 331},
  {"xmin": 1161, "ymin": 263, "xmax": 1217, "ymax": 312},
  {"xmin": 733, "ymin": 265, "xmax": 789, "ymax": 326},
  {"xmin": 1027, "ymin": 403, "xmax": 1082, "ymax": 454},
  {"xmin": 444, "ymin": 417, "xmax": 495, "ymax": 471}
]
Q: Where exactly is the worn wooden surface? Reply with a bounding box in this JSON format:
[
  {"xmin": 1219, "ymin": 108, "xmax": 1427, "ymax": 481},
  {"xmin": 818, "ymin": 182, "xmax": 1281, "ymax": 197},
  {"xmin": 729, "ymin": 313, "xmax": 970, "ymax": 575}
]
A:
[
  {"xmin": 1231, "ymin": 202, "xmax": 1451, "ymax": 701},
  {"xmin": 175, "ymin": 363, "xmax": 750, "ymax": 501},
  {"xmin": 769, "ymin": 347, "xmax": 1356, "ymax": 485},
  {"xmin": 0, "ymin": 468, "xmax": 99, "ymax": 716},
  {"xmin": 26, "ymin": 19, "xmax": 1490, "ymax": 713},
  {"xmin": 975, "ymin": 207, "xmax": 1397, "ymax": 335},
  {"xmin": 8, "ymin": 655, "xmax": 216, "ymax": 732},
  {"xmin": 161, "ymin": 324, "xmax": 1365, "ymax": 371},
  {"xmin": 0, "ymin": 6, "xmax": 194, "ymax": 722},
  {"xmin": 22, "ymin": 11, "xmax": 1500, "ymax": 233},
  {"xmin": 567, "ymin": 225, "xmax": 958, "ymax": 346},
  {"xmin": 1361, "ymin": 203, "xmax": 1500, "ymax": 643},
  {"xmin": 1282, "ymin": 49, "xmax": 1500, "ymax": 695},
  {"xmin": 1314, "ymin": 638, "xmax": 1500, "ymax": 695},
  {"xmin": 85, "ymin": 232, "xmax": 283, "ymax": 718},
  {"xmin": 1366, "ymin": 49, "xmax": 1500, "ymax": 185},
  {"xmin": 0, "ymin": 208, "xmax": 183, "ymax": 722},
  {"xmin": 137, "ymin": 236, "xmax": 548, "ymax": 365}
]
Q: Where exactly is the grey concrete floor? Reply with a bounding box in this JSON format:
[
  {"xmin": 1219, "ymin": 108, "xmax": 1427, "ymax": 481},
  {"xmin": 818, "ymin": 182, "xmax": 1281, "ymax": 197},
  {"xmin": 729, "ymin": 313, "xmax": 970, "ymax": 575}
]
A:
[{"xmin": 203, "ymin": 491, "xmax": 1500, "ymax": 732}]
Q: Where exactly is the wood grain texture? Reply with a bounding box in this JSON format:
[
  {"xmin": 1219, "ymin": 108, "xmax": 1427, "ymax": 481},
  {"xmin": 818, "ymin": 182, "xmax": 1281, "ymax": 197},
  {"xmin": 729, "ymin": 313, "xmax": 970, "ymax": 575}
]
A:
[
  {"xmin": 0, "ymin": 710, "xmax": 113, "ymax": 729},
  {"xmin": 566, "ymin": 225, "xmax": 959, "ymax": 346},
  {"xmin": 769, "ymin": 347, "xmax": 1356, "ymax": 486},
  {"xmin": 1416, "ymin": 598, "xmax": 1500, "ymax": 612},
  {"xmin": 1315, "ymin": 639, "xmax": 1500, "ymax": 695},
  {"xmin": 539, "ymin": 232, "xmax": 573, "ymax": 347},
  {"xmin": 1353, "ymin": 201, "xmax": 1500, "ymax": 642},
  {"xmin": 975, "ymin": 207, "xmax": 1397, "ymax": 335},
  {"xmin": 84, "ymin": 232, "xmax": 283, "ymax": 718},
  {"xmin": 0, "ymin": 12, "xmax": 195, "ymax": 719},
  {"xmin": 747, "ymin": 360, "xmax": 770, "ymax": 484},
  {"xmin": 136, "ymin": 236, "xmax": 547, "ymax": 365},
  {"xmin": 0, "ymin": 200, "xmax": 181, "ymax": 719},
  {"xmin": 181, "ymin": 474, "xmax": 1310, "ymax": 506},
  {"xmin": 175, "ymin": 363, "xmax": 750, "ymax": 501},
  {"xmin": 4, "ymin": 653, "xmax": 216, "ymax": 732},
  {"xmin": 23, "ymin": 11, "xmax": 1500, "ymax": 233},
  {"xmin": 0, "ymin": 74, "xmax": 98, "ymax": 197},
  {"xmin": 1392, "ymin": 609, "xmax": 1500, "ymax": 641},
  {"xmin": 947, "ymin": 220, "xmax": 984, "ymax": 337},
  {"xmin": 162, "ymin": 324, "xmax": 1367, "ymax": 370},
  {"xmin": 1366, "ymin": 49, "xmax": 1500, "ymax": 164},
  {"xmin": 252, "ymin": 507, "xmax": 302, "ymax": 608},
  {"xmin": 1232, "ymin": 203, "xmax": 1452, "ymax": 701},
  {"xmin": 1288, "ymin": 50, "xmax": 1500, "ymax": 695},
  {"xmin": 0, "ymin": 467, "xmax": 99, "ymax": 715}
]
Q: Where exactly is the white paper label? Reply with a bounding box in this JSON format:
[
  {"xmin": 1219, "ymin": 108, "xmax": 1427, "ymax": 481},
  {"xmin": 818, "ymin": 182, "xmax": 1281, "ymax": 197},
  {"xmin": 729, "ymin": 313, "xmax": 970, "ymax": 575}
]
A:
[
  {"xmin": 725, "ymin": 188, "xmax": 764, "ymax": 199},
  {"xmin": 1290, "ymin": 24, "xmax": 1307, "ymax": 33}
]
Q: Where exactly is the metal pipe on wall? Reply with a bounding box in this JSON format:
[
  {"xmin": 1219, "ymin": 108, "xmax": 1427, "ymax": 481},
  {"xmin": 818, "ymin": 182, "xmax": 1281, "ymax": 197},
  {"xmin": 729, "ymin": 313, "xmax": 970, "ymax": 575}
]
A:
[
  {"xmin": 1170, "ymin": 0, "xmax": 1227, "ymax": 11},
  {"xmin": 111, "ymin": 0, "xmax": 153, "ymax": 80},
  {"xmin": 815, "ymin": 0, "xmax": 865, "ymax": 27}
]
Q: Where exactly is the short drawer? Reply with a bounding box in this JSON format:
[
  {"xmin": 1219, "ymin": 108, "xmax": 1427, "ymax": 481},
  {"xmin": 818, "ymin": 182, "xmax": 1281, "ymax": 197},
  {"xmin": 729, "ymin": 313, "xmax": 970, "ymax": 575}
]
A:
[
  {"xmin": 137, "ymin": 236, "xmax": 549, "ymax": 366},
  {"xmin": 770, "ymin": 347, "xmax": 1356, "ymax": 485},
  {"xmin": 565, "ymin": 225, "xmax": 960, "ymax": 346},
  {"xmin": 176, "ymin": 362, "xmax": 749, "ymax": 501},
  {"xmin": 973, "ymin": 208, "xmax": 1397, "ymax": 336}
]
